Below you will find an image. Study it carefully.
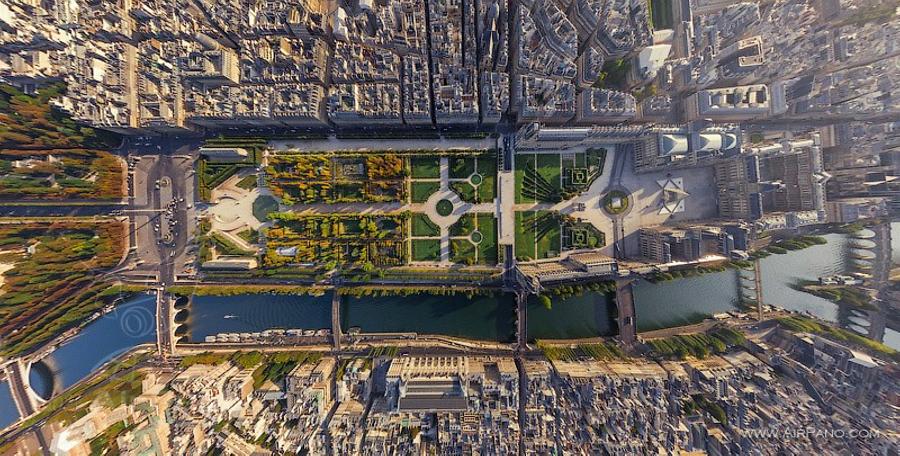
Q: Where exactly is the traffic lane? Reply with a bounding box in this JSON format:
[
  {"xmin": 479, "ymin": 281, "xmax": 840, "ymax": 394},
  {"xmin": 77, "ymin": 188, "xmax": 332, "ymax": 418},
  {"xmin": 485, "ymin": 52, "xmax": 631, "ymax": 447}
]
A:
[
  {"xmin": 133, "ymin": 214, "xmax": 161, "ymax": 267},
  {"xmin": 162, "ymin": 156, "xmax": 195, "ymax": 278},
  {"xmin": 131, "ymin": 156, "xmax": 157, "ymax": 207}
]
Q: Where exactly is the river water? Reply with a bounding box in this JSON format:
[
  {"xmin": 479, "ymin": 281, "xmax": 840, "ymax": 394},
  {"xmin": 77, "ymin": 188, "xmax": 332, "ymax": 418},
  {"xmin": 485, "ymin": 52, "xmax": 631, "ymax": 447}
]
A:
[
  {"xmin": 20, "ymin": 229, "xmax": 895, "ymax": 409},
  {"xmin": 188, "ymin": 294, "xmax": 332, "ymax": 341},
  {"xmin": 28, "ymin": 294, "xmax": 157, "ymax": 400},
  {"xmin": 188, "ymin": 293, "xmax": 515, "ymax": 342},
  {"xmin": 185, "ymin": 232, "xmax": 899, "ymax": 348},
  {"xmin": 527, "ymin": 293, "xmax": 615, "ymax": 339},
  {"xmin": 0, "ymin": 380, "xmax": 16, "ymax": 431},
  {"xmin": 342, "ymin": 294, "xmax": 516, "ymax": 342}
]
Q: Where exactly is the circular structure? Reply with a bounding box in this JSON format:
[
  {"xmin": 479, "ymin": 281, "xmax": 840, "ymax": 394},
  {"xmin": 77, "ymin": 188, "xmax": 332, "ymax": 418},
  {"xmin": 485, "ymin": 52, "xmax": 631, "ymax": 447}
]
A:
[
  {"xmin": 436, "ymin": 199, "xmax": 454, "ymax": 217},
  {"xmin": 469, "ymin": 173, "xmax": 483, "ymax": 186},
  {"xmin": 602, "ymin": 190, "xmax": 630, "ymax": 215},
  {"xmin": 470, "ymin": 230, "xmax": 483, "ymax": 244}
]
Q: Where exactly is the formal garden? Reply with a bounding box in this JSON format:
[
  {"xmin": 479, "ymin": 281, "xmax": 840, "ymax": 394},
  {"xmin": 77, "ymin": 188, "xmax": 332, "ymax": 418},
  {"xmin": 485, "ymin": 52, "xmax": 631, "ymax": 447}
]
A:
[
  {"xmin": 514, "ymin": 212, "xmax": 605, "ymax": 261},
  {"xmin": 448, "ymin": 213, "xmax": 498, "ymax": 265},
  {"xmin": 197, "ymin": 138, "xmax": 265, "ymax": 201},
  {"xmin": 515, "ymin": 148, "xmax": 606, "ymax": 203},
  {"xmin": 448, "ymin": 154, "xmax": 497, "ymax": 203},
  {"xmin": 263, "ymin": 212, "xmax": 408, "ymax": 269},
  {"xmin": 408, "ymin": 152, "xmax": 497, "ymax": 204},
  {"xmin": 561, "ymin": 219, "xmax": 606, "ymax": 250},
  {"xmin": 266, "ymin": 152, "xmax": 407, "ymax": 205}
]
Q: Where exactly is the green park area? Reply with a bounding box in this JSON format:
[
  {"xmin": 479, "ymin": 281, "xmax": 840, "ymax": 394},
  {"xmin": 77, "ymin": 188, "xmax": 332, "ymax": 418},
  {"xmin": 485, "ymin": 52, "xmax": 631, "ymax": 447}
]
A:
[
  {"xmin": 436, "ymin": 199, "xmax": 454, "ymax": 216},
  {"xmin": 410, "ymin": 156, "xmax": 440, "ymax": 178},
  {"xmin": 516, "ymin": 149, "xmax": 606, "ymax": 203},
  {"xmin": 448, "ymin": 214, "xmax": 498, "ymax": 265},
  {"xmin": 515, "ymin": 211, "xmax": 561, "ymax": 261},
  {"xmin": 197, "ymin": 138, "xmax": 266, "ymax": 200},
  {"xmin": 515, "ymin": 154, "xmax": 561, "ymax": 203},
  {"xmin": 0, "ymin": 149, "xmax": 124, "ymax": 201},
  {"xmin": 263, "ymin": 212, "xmax": 408, "ymax": 269},
  {"xmin": 0, "ymin": 83, "xmax": 112, "ymax": 149},
  {"xmin": 537, "ymin": 341, "xmax": 627, "ymax": 361},
  {"xmin": 450, "ymin": 154, "xmax": 496, "ymax": 203},
  {"xmin": 408, "ymin": 155, "xmax": 441, "ymax": 204},
  {"xmin": 409, "ymin": 152, "xmax": 498, "ymax": 204},
  {"xmin": 252, "ymin": 195, "xmax": 280, "ymax": 223},
  {"xmin": 411, "ymin": 181, "xmax": 440, "ymax": 203},
  {"xmin": 266, "ymin": 152, "xmax": 406, "ymax": 205},
  {"xmin": 594, "ymin": 59, "xmax": 631, "ymax": 91},
  {"xmin": 0, "ymin": 84, "xmax": 124, "ymax": 201},
  {"xmin": 411, "ymin": 213, "xmax": 440, "ymax": 236},
  {"xmin": 181, "ymin": 351, "xmax": 323, "ymax": 388},
  {"xmin": 411, "ymin": 238, "xmax": 441, "ymax": 262},
  {"xmin": 0, "ymin": 220, "xmax": 141, "ymax": 356},
  {"xmin": 561, "ymin": 220, "xmax": 606, "ymax": 249},
  {"xmin": 515, "ymin": 212, "xmax": 605, "ymax": 261},
  {"xmin": 196, "ymin": 219, "xmax": 255, "ymax": 264},
  {"xmin": 646, "ymin": 327, "xmax": 746, "ymax": 359}
]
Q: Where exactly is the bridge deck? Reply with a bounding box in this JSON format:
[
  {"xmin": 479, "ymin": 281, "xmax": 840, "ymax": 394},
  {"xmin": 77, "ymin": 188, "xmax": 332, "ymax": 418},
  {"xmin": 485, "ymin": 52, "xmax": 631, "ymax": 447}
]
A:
[{"xmin": 615, "ymin": 280, "xmax": 637, "ymax": 344}]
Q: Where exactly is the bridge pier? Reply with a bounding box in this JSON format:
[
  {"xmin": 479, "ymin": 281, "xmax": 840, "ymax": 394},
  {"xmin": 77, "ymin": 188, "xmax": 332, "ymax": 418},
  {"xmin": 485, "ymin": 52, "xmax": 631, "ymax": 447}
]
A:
[{"xmin": 614, "ymin": 279, "xmax": 637, "ymax": 345}]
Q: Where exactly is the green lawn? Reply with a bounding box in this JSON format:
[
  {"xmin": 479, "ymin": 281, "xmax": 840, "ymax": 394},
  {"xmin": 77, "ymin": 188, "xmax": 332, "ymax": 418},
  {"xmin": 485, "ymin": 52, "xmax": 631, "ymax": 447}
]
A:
[
  {"xmin": 514, "ymin": 210, "xmax": 561, "ymax": 260},
  {"xmin": 451, "ymin": 181, "xmax": 477, "ymax": 203},
  {"xmin": 476, "ymin": 156, "xmax": 497, "ymax": 201},
  {"xmin": 411, "ymin": 181, "xmax": 440, "ymax": 203},
  {"xmin": 449, "ymin": 157, "xmax": 476, "ymax": 179},
  {"xmin": 334, "ymin": 182, "xmax": 365, "ymax": 201},
  {"xmin": 514, "ymin": 211, "xmax": 536, "ymax": 260},
  {"xmin": 411, "ymin": 238, "xmax": 441, "ymax": 261},
  {"xmin": 476, "ymin": 214, "xmax": 498, "ymax": 265},
  {"xmin": 536, "ymin": 154, "xmax": 562, "ymax": 192},
  {"xmin": 450, "ymin": 239, "xmax": 477, "ymax": 265},
  {"xmin": 516, "ymin": 153, "xmax": 562, "ymax": 203},
  {"xmin": 410, "ymin": 156, "xmax": 440, "ymax": 178},
  {"xmin": 515, "ymin": 155, "xmax": 534, "ymax": 204},
  {"xmin": 411, "ymin": 213, "xmax": 440, "ymax": 236},
  {"xmin": 449, "ymin": 213, "xmax": 476, "ymax": 236},
  {"xmin": 535, "ymin": 215, "xmax": 562, "ymax": 259}
]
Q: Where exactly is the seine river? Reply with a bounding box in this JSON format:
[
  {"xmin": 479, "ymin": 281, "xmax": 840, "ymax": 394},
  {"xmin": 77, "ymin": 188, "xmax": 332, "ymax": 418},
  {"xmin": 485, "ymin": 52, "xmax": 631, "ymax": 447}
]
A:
[
  {"xmin": 10, "ymin": 229, "xmax": 895, "ymax": 420},
  {"xmin": 28, "ymin": 294, "xmax": 157, "ymax": 400},
  {"xmin": 188, "ymin": 233, "xmax": 880, "ymax": 342},
  {"xmin": 0, "ymin": 380, "xmax": 16, "ymax": 431}
]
